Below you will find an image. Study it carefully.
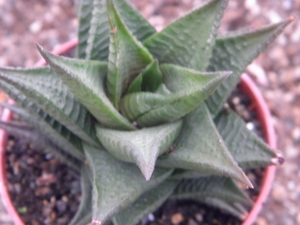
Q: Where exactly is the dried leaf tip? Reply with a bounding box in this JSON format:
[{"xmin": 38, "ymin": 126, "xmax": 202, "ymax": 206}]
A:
[
  {"xmin": 271, "ymin": 152, "xmax": 284, "ymax": 165},
  {"xmin": 91, "ymin": 220, "xmax": 102, "ymax": 225}
]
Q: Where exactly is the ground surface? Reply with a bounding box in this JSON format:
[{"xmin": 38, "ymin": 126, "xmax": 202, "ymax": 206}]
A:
[{"xmin": 0, "ymin": 0, "xmax": 299, "ymax": 224}]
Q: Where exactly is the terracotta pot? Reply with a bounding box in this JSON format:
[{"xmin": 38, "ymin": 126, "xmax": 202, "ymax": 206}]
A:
[{"xmin": 0, "ymin": 40, "xmax": 277, "ymax": 225}]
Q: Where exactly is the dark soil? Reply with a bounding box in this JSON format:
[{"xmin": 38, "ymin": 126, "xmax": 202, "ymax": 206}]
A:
[{"xmin": 5, "ymin": 136, "xmax": 81, "ymax": 225}]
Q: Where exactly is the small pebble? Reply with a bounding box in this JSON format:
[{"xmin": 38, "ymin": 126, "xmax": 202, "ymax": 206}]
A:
[
  {"xmin": 56, "ymin": 200, "xmax": 67, "ymax": 214},
  {"xmin": 171, "ymin": 213, "xmax": 184, "ymax": 224},
  {"xmin": 37, "ymin": 173, "xmax": 56, "ymax": 186},
  {"xmin": 29, "ymin": 20, "xmax": 43, "ymax": 33},
  {"xmin": 256, "ymin": 217, "xmax": 267, "ymax": 225},
  {"xmin": 297, "ymin": 211, "xmax": 300, "ymax": 224},
  {"xmin": 188, "ymin": 218, "xmax": 197, "ymax": 225},
  {"xmin": 35, "ymin": 187, "xmax": 52, "ymax": 196},
  {"xmin": 282, "ymin": 0, "xmax": 293, "ymax": 10},
  {"xmin": 247, "ymin": 62, "xmax": 268, "ymax": 86},
  {"xmin": 286, "ymin": 145, "xmax": 299, "ymax": 159},
  {"xmin": 246, "ymin": 122, "xmax": 255, "ymax": 131},
  {"xmin": 195, "ymin": 213, "xmax": 203, "ymax": 222},
  {"xmin": 245, "ymin": 0, "xmax": 260, "ymax": 15},
  {"xmin": 287, "ymin": 180, "xmax": 296, "ymax": 190},
  {"xmin": 292, "ymin": 128, "xmax": 300, "ymax": 141},
  {"xmin": 148, "ymin": 213, "xmax": 155, "ymax": 222},
  {"xmin": 272, "ymin": 185, "xmax": 287, "ymax": 202}
]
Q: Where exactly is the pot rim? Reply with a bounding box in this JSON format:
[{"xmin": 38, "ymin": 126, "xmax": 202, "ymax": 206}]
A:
[{"xmin": 0, "ymin": 39, "xmax": 277, "ymax": 225}]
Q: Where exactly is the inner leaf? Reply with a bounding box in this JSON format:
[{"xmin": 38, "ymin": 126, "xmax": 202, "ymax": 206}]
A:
[
  {"xmin": 106, "ymin": 0, "xmax": 153, "ymax": 109},
  {"xmin": 120, "ymin": 64, "xmax": 230, "ymax": 127}
]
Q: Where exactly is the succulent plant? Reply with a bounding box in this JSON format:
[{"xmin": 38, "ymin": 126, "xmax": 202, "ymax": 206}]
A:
[{"xmin": 0, "ymin": 0, "xmax": 291, "ymax": 224}]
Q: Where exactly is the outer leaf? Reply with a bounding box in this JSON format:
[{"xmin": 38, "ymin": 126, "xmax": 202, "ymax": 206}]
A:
[
  {"xmin": 37, "ymin": 46, "xmax": 135, "ymax": 130},
  {"xmin": 206, "ymin": 19, "xmax": 292, "ymax": 114},
  {"xmin": 70, "ymin": 165, "xmax": 93, "ymax": 225},
  {"xmin": 0, "ymin": 66, "xmax": 99, "ymax": 146},
  {"xmin": 214, "ymin": 110, "xmax": 278, "ymax": 169},
  {"xmin": 0, "ymin": 121, "xmax": 81, "ymax": 171},
  {"xmin": 127, "ymin": 60, "xmax": 162, "ymax": 94},
  {"xmin": 106, "ymin": 0, "xmax": 153, "ymax": 108},
  {"xmin": 173, "ymin": 176, "xmax": 253, "ymax": 206},
  {"xmin": 96, "ymin": 120, "xmax": 182, "ymax": 180},
  {"xmin": 83, "ymin": 144, "xmax": 173, "ymax": 224},
  {"xmin": 0, "ymin": 103, "xmax": 84, "ymax": 160},
  {"xmin": 0, "ymin": 80, "xmax": 84, "ymax": 160},
  {"xmin": 85, "ymin": 0, "xmax": 110, "ymax": 60},
  {"xmin": 198, "ymin": 197, "xmax": 249, "ymax": 219},
  {"xmin": 120, "ymin": 64, "xmax": 230, "ymax": 127},
  {"xmin": 157, "ymin": 104, "xmax": 252, "ymax": 188},
  {"xmin": 143, "ymin": 0, "xmax": 228, "ymax": 71},
  {"xmin": 113, "ymin": 0, "xmax": 156, "ymax": 41},
  {"xmin": 76, "ymin": 0, "xmax": 94, "ymax": 59},
  {"xmin": 113, "ymin": 180, "xmax": 178, "ymax": 225}
]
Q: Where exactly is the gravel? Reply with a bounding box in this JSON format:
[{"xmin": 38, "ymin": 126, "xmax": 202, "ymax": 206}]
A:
[{"xmin": 0, "ymin": 0, "xmax": 299, "ymax": 224}]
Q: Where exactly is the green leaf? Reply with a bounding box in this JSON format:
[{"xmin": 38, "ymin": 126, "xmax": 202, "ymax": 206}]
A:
[
  {"xmin": 214, "ymin": 110, "xmax": 278, "ymax": 169},
  {"xmin": 83, "ymin": 144, "xmax": 173, "ymax": 224},
  {"xmin": 113, "ymin": 180, "xmax": 178, "ymax": 225},
  {"xmin": 0, "ymin": 121, "xmax": 81, "ymax": 171},
  {"xmin": 37, "ymin": 46, "xmax": 135, "ymax": 130},
  {"xmin": 96, "ymin": 120, "xmax": 182, "ymax": 180},
  {"xmin": 173, "ymin": 176, "xmax": 253, "ymax": 207},
  {"xmin": 143, "ymin": 0, "xmax": 228, "ymax": 71},
  {"xmin": 85, "ymin": 0, "xmax": 110, "ymax": 60},
  {"xmin": 127, "ymin": 60, "xmax": 162, "ymax": 94},
  {"xmin": 120, "ymin": 64, "xmax": 230, "ymax": 127},
  {"xmin": 157, "ymin": 104, "xmax": 252, "ymax": 188},
  {"xmin": 113, "ymin": 0, "xmax": 156, "ymax": 42},
  {"xmin": 0, "ymin": 79, "xmax": 31, "ymax": 106},
  {"xmin": 0, "ymin": 103, "xmax": 84, "ymax": 160},
  {"xmin": 126, "ymin": 73, "xmax": 143, "ymax": 94},
  {"xmin": 76, "ymin": 0, "xmax": 94, "ymax": 59},
  {"xmin": 198, "ymin": 197, "xmax": 249, "ymax": 219},
  {"xmin": 82, "ymin": 0, "xmax": 156, "ymax": 61},
  {"xmin": 0, "ymin": 80, "xmax": 84, "ymax": 160},
  {"xmin": 106, "ymin": 0, "xmax": 153, "ymax": 108},
  {"xmin": 155, "ymin": 83, "xmax": 172, "ymax": 95},
  {"xmin": 0, "ymin": 66, "xmax": 99, "ymax": 146},
  {"xmin": 70, "ymin": 165, "xmax": 93, "ymax": 225},
  {"xmin": 206, "ymin": 19, "xmax": 292, "ymax": 114}
]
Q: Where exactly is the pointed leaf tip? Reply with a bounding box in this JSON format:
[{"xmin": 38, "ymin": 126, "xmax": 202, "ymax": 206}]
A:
[
  {"xmin": 143, "ymin": 0, "xmax": 228, "ymax": 71},
  {"xmin": 106, "ymin": 0, "xmax": 153, "ymax": 108},
  {"xmin": 96, "ymin": 120, "xmax": 182, "ymax": 180},
  {"xmin": 215, "ymin": 111, "xmax": 278, "ymax": 169},
  {"xmin": 157, "ymin": 104, "xmax": 252, "ymax": 187},
  {"xmin": 271, "ymin": 152, "xmax": 284, "ymax": 165},
  {"xmin": 36, "ymin": 43, "xmax": 48, "ymax": 58},
  {"xmin": 37, "ymin": 43, "xmax": 136, "ymax": 131},
  {"xmin": 207, "ymin": 18, "xmax": 293, "ymax": 114}
]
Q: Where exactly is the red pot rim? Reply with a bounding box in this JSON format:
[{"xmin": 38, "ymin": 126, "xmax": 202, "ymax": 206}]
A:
[
  {"xmin": 0, "ymin": 39, "xmax": 277, "ymax": 225},
  {"xmin": 240, "ymin": 74, "xmax": 277, "ymax": 225}
]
